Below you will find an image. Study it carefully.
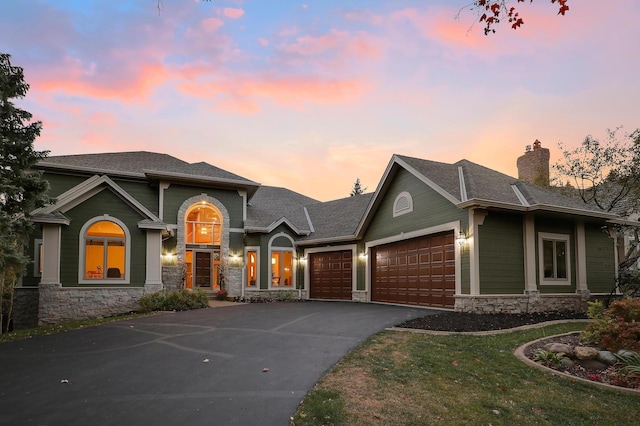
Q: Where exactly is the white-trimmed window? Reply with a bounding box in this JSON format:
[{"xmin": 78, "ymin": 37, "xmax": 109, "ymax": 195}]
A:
[
  {"xmin": 246, "ymin": 248, "xmax": 259, "ymax": 287},
  {"xmin": 538, "ymin": 232, "xmax": 571, "ymax": 285},
  {"xmin": 79, "ymin": 216, "xmax": 130, "ymax": 284},
  {"xmin": 271, "ymin": 250, "xmax": 293, "ymax": 287},
  {"xmin": 393, "ymin": 191, "xmax": 413, "ymax": 217},
  {"xmin": 185, "ymin": 203, "xmax": 222, "ymax": 246}
]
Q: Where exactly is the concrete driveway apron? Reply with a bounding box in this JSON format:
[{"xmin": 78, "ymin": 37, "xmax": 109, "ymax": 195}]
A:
[{"xmin": 0, "ymin": 301, "xmax": 435, "ymax": 426}]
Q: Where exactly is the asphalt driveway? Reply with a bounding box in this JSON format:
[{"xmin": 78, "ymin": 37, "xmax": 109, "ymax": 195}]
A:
[{"xmin": 0, "ymin": 301, "xmax": 435, "ymax": 426}]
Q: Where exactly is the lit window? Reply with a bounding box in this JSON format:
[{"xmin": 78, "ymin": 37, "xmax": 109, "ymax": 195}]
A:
[
  {"xmin": 247, "ymin": 250, "xmax": 258, "ymax": 286},
  {"xmin": 271, "ymin": 251, "xmax": 293, "ymax": 287},
  {"xmin": 185, "ymin": 204, "xmax": 222, "ymax": 245},
  {"xmin": 84, "ymin": 220, "xmax": 126, "ymax": 280}
]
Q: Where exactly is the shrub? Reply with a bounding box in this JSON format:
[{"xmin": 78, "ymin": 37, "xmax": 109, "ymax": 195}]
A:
[
  {"xmin": 532, "ymin": 349, "xmax": 565, "ymax": 368},
  {"xmin": 139, "ymin": 289, "xmax": 209, "ymax": 312},
  {"xmin": 215, "ymin": 289, "xmax": 228, "ymax": 300},
  {"xmin": 581, "ymin": 298, "xmax": 640, "ymax": 352}
]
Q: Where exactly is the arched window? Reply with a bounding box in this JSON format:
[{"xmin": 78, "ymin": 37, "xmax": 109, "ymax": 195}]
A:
[
  {"xmin": 393, "ymin": 191, "xmax": 413, "ymax": 217},
  {"xmin": 82, "ymin": 219, "xmax": 127, "ymax": 281},
  {"xmin": 185, "ymin": 203, "xmax": 222, "ymax": 246}
]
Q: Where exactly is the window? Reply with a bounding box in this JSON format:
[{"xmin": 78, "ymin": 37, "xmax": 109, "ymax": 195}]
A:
[
  {"xmin": 271, "ymin": 251, "xmax": 293, "ymax": 287},
  {"xmin": 247, "ymin": 250, "xmax": 258, "ymax": 286},
  {"xmin": 538, "ymin": 233, "xmax": 571, "ymax": 285},
  {"xmin": 83, "ymin": 220, "xmax": 127, "ymax": 281},
  {"xmin": 33, "ymin": 239, "xmax": 43, "ymax": 277},
  {"xmin": 393, "ymin": 191, "xmax": 413, "ymax": 217},
  {"xmin": 185, "ymin": 203, "xmax": 222, "ymax": 246}
]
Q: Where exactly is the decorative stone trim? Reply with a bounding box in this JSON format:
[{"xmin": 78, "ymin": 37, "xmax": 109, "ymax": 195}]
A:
[
  {"xmin": 38, "ymin": 282, "xmax": 159, "ymax": 325},
  {"xmin": 12, "ymin": 287, "xmax": 40, "ymax": 330},
  {"xmin": 455, "ymin": 292, "xmax": 591, "ymax": 314},
  {"xmin": 352, "ymin": 290, "xmax": 368, "ymax": 303},
  {"xmin": 243, "ymin": 289, "xmax": 307, "ymax": 301}
]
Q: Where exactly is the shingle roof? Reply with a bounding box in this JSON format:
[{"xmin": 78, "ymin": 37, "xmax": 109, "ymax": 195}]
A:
[
  {"xmin": 38, "ymin": 151, "xmax": 259, "ymax": 186},
  {"xmin": 246, "ymin": 186, "xmax": 320, "ymax": 234},
  {"xmin": 301, "ymin": 193, "xmax": 374, "ymax": 242}
]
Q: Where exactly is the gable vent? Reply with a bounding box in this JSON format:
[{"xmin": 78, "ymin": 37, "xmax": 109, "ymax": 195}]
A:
[{"xmin": 393, "ymin": 191, "xmax": 413, "ymax": 217}]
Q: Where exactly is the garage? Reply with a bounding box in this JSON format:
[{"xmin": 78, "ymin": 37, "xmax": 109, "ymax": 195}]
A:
[
  {"xmin": 371, "ymin": 231, "xmax": 455, "ymax": 309},
  {"xmin": 309, "ymin": 250, "xmax": 353, "ymax": 300}
]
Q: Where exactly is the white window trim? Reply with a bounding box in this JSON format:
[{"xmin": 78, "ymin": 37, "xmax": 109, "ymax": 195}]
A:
[
  {"xmin": 538, "ymin": 232, "xmax": 571, "ymax": 286},
  {"xmin": 268, "ymin": 233, "xmax": 295, "ymax": 290},
  {"xmin": 393, "ymin": 191, "xmax": 413, "ymax": 217},
  {"xmin": 244, "ymin": 246, "xmax": 260, "ymax": 288},
  {"xmin": 78, "ymin": 215, "xmax": 131, "ymax": 285}
]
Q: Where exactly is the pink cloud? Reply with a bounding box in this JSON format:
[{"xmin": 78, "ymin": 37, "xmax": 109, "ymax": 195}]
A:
[
  {"xmin": 258, "ymin": 37, "xmax": 269, "ymax": 47},
  {"xmin": 201, "ymin": 18, "xmax": 224, "ymax": 32},
  {"xmin": 89, "ymin": 112, "xmax": 117, "ymax": 126},
  {"xmin": 281, "ymin": 29, "xmax": 384, "ymax": 61},
  {"xmin": 222, "ymin": 8, "xmax": 244, "ymax": 19}
]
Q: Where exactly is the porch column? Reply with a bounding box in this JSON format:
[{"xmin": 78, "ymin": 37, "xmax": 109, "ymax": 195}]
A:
[
  {"xmin": 575, "ymin": 221, "xmax": 588, "ymax": 293},
  {"xmin": 145, "ymin": 230, "xmax": 163, "ymax": 286},
  {"xmin": 40, "ymin": 224, "xmax": 62, "ymax": 285},
  {"xmin": 469, "ymin": 209, "xmax": 487, "ymax": 295},
  {"xmin": 523, "ymin": 214, "xmax": 538, "ymax": 293}
]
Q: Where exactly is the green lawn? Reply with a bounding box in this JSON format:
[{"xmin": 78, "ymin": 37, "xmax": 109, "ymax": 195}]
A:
[{"xmin": 292, "ymin": 323, "xmax": 640, "ymax": 426}]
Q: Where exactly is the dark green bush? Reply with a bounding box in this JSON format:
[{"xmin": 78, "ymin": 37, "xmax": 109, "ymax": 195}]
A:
[
  {"xmin": 581, "ymin": 298, "xmax": 640, "ymax": 352},
  {"xmin": 139, "ymin": 289, "xmax": 209, "ymax": 312}
]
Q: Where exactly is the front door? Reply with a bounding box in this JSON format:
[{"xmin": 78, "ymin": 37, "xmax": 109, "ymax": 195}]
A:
[{"xmin": 194, "ymin": 251, "xmax": 212, "ymax": 288}]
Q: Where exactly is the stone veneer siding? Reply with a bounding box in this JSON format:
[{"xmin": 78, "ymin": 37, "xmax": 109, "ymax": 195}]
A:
[
  {"xmin": 11, "ymin": 287, "xmax": 40, "ymax": 330},
  {"xmin": 454, "ymin": 292, "xmax": 591, "ymax": 314},
  {"xmin": 38, "ymin": 283, "xmax": 163, "ymax": 325},
  {"xmin": 243, "ymin": 288, "xmax": 307, "ymax": 301}
]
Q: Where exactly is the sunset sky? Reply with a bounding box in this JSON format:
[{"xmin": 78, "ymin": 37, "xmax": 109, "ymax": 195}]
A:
[{"xmin": 2, "ymin": 0, "xmax": 638, "ymax": 201}]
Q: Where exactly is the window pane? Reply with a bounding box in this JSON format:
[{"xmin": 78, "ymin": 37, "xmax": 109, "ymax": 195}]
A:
[
  {"xmin": 247, "ymin": 251, "xmax": 257, "ymax": 286},
  {"xmin": 543, "ymin": 240, "xmax": 554, "ymax": 278},
  {"xmin": 85, "ymin": 240, "xmax": 105, "ymax": 278},
  {"xmin": 272, "ymin": 252, "xmax": 281, "ymax": 285},
  {"xmin": 107, "ymin": 241, "xmax": 125, "ymax": 278},
  {"xmin": 283, "ymin": 252, "xmax": 293, "ymax": 286},
  {"xmin": 556, "ymin": 241, "xmax": 567, "ymax": 279}
]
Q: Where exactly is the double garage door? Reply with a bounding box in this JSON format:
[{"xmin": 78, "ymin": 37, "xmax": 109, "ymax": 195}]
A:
[{"xmin": 309, "ymin": 231, "xmax": 456, "ymax": 309}]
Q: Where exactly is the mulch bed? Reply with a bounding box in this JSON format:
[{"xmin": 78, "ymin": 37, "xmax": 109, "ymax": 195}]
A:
[{"xmin": 396, "ymin": 310, "xmax": 588, "ymax": 332}]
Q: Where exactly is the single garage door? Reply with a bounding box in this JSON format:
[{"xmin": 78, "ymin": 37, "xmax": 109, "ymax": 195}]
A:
[
  {"xmin": 309, "ymin": 250, "xmax": 353, "ymax": 300},
  {"xmin": 371, "ymin": 231, "xmax": 455, "ymax": 308}
]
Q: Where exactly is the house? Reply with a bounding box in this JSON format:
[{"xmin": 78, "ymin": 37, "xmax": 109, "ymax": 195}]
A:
[{"xmin": 13, "ymin": 147, "xmax": 623, "ymax": 326}]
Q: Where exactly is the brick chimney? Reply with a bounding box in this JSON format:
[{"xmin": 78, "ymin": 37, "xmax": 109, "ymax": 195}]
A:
[{"xmin": 516, "ymin": 140, "xmax": 550, "ymax": 186}]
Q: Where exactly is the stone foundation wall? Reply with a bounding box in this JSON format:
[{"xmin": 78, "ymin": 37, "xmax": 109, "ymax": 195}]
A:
[
  {"xmin": 11, "ymin": 287, "xmax": 40, "ymax": 330},
  {"xmin": 352, "ymin": 290, "xmax": 368, "ymax": 303},
  {"xmin": 454, "ymin": 292, "xmax": 591, "ymax": 314},
  {"xmin": 243, "ymin": 288, "xmax": 307, "ymax": 301},
  {"xmin": 38, "ymin": 283, "xmax": 163, "ymax": 325},
  {"xmin": 162, "ymin": 265, "xmax": 184, "ymax": 292}
]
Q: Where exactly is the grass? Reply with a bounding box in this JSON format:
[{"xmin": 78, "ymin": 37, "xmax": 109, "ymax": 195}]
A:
[
  {"xmin": 292, "ymin": 323, "xmax": 640, "ymax": 426},
  {"xmin": 0, "ymin": 312, "xmax": 156, "ymax": 344}
]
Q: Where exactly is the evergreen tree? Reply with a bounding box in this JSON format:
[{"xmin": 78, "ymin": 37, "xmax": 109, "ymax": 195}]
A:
[
  {"xmin": 350, "ymin": 178, "xmax": 367, "ymax": 196},
  {"xmin": 0, "ymin": 53, "xmax": 49, "ymax": 332}
]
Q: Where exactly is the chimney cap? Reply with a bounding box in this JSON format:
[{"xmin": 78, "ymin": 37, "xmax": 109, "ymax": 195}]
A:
[{"xmin": 525, "ymin": 145, "xmax": 531, "ymax": 152}]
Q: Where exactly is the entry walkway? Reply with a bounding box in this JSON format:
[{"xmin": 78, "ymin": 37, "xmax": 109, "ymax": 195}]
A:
[{"xmin": 0, "ymin": 301, "xmax": 434, "ymax": 425}]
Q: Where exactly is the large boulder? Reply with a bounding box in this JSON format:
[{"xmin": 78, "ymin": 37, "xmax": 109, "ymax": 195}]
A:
[{"xmin": 574, "ymin": 346, "xmax": 599, "ymax": 360}]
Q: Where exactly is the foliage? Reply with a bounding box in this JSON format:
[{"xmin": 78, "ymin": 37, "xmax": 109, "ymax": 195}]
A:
[
  {"xmin": 615, "ymin": 350, "xmax": 640, "ymax": 377},
  {"xmin": 532, "ymin": 348, "xmax": 565, "ymax": 367},
  {"xmin": 468, "ymin": 0, "xmax": 569, "ymax": 35},
  {"xmin": 0, "ymin": 52, "xmax": 50, "ymax": 333},
  {"xmin": 581, "ymin": 298, "xmax": 640, "ymax": 352},
  {"xmin": 618, "ymin": 268, "xmax": 640, "ymax": 298},
  {"xmin": 586, "ymin": 300, "xmax": 604, "ymax": 320},
  {"xmin": 215, "ymin": 289, "xmax": 228, "ymax": 300},
  {"xmin": 139, "ymin": 289, "xmax": 209, "ymax": 312},
  {"xmin": 349, "ymin": 177, "xmax": 367, "ymax": 197}
]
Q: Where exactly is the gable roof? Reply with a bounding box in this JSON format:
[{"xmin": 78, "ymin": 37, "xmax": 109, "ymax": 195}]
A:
[
  {"xmin": 37, "ymin": 151, "xmax": 261, "ymax": 199},
  {"xmin": 356, "ymin": 154, "xmax": 619, "ymax": 237},
  {"xmin": 245, "ymin": 186, "xmax": 320, "ymax": 235}
]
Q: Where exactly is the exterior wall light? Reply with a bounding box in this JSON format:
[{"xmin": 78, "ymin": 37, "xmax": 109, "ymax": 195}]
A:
[{"xmin": 457, "ymin": 231, "xmax": 468, "ymax": 247}]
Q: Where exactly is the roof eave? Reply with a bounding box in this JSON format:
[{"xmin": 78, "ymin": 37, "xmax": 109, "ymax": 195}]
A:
[{"xmin": 457, "ymin": 198, "xmax": 619, "ymax": 220}]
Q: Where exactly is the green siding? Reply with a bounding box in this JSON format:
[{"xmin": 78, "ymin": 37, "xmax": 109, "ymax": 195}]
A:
[
  {"xmin": 112, "ymin": 179, "xmax": 159, "ymax": 216},
  {"xmin": 163, "ymin": 184, "xmax": 244, "ymax": 228},
  {"xmin": 364, "ymin": 169, "xmax": 467, "ymax": 242},
  {"xmin": 478, "ymin": 211, "xmax": 525, "ymax": 294},
  {"xmin": 61, "ymin": 189, "xmax": 147, "ymax": 287},
  {"xmin": 43, "ymin": 173, "xmax": 90, "ymax": 198},
  {"xmin": 585, "ymin": 222, "xmax": 616, "ymax": 293}
]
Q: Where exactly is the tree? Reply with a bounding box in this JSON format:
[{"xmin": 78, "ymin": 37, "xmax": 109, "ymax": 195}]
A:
[
  {"xmin": 554, "ymin": 127, "xmax": 640, "ymax": 297},
  {"xmin": 467, "ymin": 0, "xmax": 570, "ymax": 35},
  {"xmin": 349, "ymin": 178, "xmax": 367, "ymax": 196},
  {"xmin": 0, "ymin": 53, "xmax": 50, "ymax": 333}
]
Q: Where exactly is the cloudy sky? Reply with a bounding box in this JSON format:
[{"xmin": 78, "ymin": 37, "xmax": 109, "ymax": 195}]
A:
[{"xmin": 2, "ymin": 0, "xmax": 638, "ymax": 201}]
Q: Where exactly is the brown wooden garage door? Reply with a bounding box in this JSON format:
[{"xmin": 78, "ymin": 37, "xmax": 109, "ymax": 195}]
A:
[
  {"xmin": 309, "ymin": 250, "xmax": 352, "ymax": 300},
  {"xmin": 371, "ymin": 231, "xmax": 455, "ymax": 308}
]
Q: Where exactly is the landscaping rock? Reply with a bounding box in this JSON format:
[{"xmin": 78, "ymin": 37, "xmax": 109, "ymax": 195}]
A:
[
  {"xmin": 559, "ymin": 357, "xmax": 575, "ymax": 369},
  {"xmin": 574, "ymin": 346, "xmax": 599, "ymax": 360},
  {"xmin": 544, "ymin": 342, "xmax": 574, "ymax": 357},
  {"xmin": 579, "ymin": 359, "xmax": 609, "ymax": 371},
  {"xmin": 597, "ymin": 350, "xmax": 618, "ymax": 366}
]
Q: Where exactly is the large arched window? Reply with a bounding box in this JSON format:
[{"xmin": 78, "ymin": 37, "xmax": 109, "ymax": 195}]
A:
[
  {"xmin": 185, "ymin": 203, "xmax": 222, "ymax": 246},
  {"xmin": 82, "ymin": 219, "xmax": 127, "ymax": 281}
]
